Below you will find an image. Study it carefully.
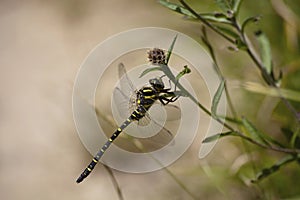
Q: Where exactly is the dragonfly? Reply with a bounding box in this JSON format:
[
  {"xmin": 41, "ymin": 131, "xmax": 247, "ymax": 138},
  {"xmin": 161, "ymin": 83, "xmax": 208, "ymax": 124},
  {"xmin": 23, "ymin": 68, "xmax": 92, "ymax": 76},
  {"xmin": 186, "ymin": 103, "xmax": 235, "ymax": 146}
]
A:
[{"xmin": 76, "ymin": 63, "xmax": 181, "ymax": 183}]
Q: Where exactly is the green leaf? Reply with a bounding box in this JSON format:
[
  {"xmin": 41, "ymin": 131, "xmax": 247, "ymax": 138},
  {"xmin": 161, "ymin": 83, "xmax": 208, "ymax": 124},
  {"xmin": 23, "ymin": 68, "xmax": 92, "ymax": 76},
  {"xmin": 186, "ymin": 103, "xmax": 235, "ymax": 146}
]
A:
[
  {"xmin": 139, "ymin": 67, "xmax": 162, "ymax": 78},
  {"xmin": 241, "ymin": 16, "xmax": 261, "ymax": 33},
  {"xmin": 291, "ymin": 128, "xmax": 300, "ymax": 148},
  {"xmin": 166, "ymin": 35, "xmax": 177, "ymax": 64},
  {"xmin": 176, "ymin": 65, "xmax": 191, "ymax": 80},
  {"xmin": 192, "ymin": 13, "xmax": 232, "ymax": 24},
  {"xmin": 255, "ymin": 30, "xmax": 272, "ymax": 74},
  {"xmin": 252, "ymin": 154, "xmax": 298, "ymax": 183},
  {"xmin": 159, "ymin": 0, "xmax": 232, "ymax": 24},
  {"xmin": 235, "ymin": 38, "xmax": 247, "ymax": 50},
  {"xmin": 270, "ymin": 69, "xmax": 282, "ymax": 86},
  {"xmin": 281, "ymin": 127, "xmax": 300, "ymax": 148},
  {"xmin": 240, "ymin": 81, "xmax": 300, "ymax": 102},
  {"xmin": 242, "ymin": 117, "xmax": 270, "ymax": 146},
  {"xmin": 203, "ymin": 131, "xmax": 235, "ymax": 143},
  {"xmin": 215, "ymin": 0, "xmax": 231, "ymax": 12},
  {"xmin": 202, "ymin": 13, "xmax": 231, "ymax": 24},
  {"xmin": 215, "ymin": 25, "xmax": 239, "ymax": 40},
  {"xmin": 158, "ymin": 0, "xmax": 195, "ymax": 18},
  {"xmin": 232, "ymin": 0, "xmax": 242, "ymax": 14},
  {"xmin": 217, "ymin": 115, "xmax": 243, "ymax": 124},
  {"xmin": 211, "ymin": 79, "xmax": 225, "ymax": 118}
]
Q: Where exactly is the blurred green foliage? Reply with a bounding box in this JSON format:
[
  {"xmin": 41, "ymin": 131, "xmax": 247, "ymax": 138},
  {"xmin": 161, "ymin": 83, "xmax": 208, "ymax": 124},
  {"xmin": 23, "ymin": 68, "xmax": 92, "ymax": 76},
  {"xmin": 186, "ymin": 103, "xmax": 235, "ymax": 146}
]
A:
[{"xmin": 158, "ymin": 0, "xmax": 300, "ymax": 199}]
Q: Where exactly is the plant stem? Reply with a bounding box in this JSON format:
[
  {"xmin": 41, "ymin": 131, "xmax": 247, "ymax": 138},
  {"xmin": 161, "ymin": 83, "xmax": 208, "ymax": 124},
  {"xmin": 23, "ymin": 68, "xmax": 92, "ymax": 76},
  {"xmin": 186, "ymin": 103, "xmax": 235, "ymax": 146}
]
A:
[
  {"xmin": 233, "ymin": 131, "xmax": 300, "ymax": 154},
  {"xmin": 103, "ymin": 165, "xmax": 124, "ymax": 200},
  {"xmin": 179, "ymin": 0, "xmax": 235, "ymax": 44}
]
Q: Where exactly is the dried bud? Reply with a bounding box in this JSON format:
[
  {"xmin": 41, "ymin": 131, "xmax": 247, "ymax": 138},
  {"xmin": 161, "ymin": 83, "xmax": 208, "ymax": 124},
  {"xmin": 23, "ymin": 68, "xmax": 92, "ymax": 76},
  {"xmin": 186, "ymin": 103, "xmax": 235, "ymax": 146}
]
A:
[{"xmin": 147, "ymin": 48, "xmax": 166, "ymax": 65}]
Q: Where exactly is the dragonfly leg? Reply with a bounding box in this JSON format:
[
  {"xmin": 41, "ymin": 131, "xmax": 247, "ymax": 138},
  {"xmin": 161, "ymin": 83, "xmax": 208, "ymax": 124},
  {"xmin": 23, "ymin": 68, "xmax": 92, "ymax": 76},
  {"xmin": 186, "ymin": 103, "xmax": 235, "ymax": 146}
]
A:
[{"xmin": 158, "ymin": 95, "xmax": 180, "ymax": 105}]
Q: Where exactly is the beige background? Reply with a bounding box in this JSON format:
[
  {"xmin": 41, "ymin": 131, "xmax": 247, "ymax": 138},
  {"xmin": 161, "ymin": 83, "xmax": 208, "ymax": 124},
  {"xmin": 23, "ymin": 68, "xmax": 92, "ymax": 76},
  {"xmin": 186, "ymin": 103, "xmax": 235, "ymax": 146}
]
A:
[{"xmin": 0, "ymin": 1, "xmax": 240, "ymax": 199}]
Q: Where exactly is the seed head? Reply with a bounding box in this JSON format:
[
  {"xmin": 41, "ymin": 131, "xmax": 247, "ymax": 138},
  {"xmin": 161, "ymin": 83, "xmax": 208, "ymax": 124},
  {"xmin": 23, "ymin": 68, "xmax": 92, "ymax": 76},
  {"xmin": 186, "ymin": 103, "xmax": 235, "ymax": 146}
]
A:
[{"xmin": 147, "ymin": 48, "xmax": 166, "ymax": 65}]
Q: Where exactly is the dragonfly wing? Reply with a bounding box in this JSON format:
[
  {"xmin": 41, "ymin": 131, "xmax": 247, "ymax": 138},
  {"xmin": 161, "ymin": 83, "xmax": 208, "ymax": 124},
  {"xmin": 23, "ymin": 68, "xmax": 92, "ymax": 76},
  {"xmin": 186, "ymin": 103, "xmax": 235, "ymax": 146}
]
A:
[
  {"xmin": 135, "ymin": 114, "xmax": 175, "ymax": 150},
  {"xmin": 162, "ymin": 104, "xmax": 181, "ymax": 121},
  {"xmin": 112, "ymin": 63, "xmax": 138, "ymax": 119},
  {"xmin": 125, "ymin": 109, "xmax": 174, "ymax": 147},
  {"xmin": 112, "ymin": 87, "xmax": 132, "ymax": 119},
  {"xmin": 118, "ymin": 63, "xmax": 136, "ymax": 98}
]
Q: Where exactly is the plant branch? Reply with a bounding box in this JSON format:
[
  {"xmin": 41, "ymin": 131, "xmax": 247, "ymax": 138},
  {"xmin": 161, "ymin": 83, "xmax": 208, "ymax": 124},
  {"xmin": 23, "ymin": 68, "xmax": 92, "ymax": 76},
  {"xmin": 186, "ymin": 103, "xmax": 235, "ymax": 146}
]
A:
[
  {"xmin": 231, "ymin": 18, "xmax": 300, "ymax": 124},
  {"xmin": 179, "ymin": 0, "xmax": 235, "ymax": 44},
  {"xmin": 103, "ymin": 165, "xmax": 124, "ymax": 200},
  {"xmin": 233, "ymin": 131, "xmax": 300, "ymax": 154},
  {"xmin": 179, "ymin": 0, "xmax": 300, "ymax": 124}
]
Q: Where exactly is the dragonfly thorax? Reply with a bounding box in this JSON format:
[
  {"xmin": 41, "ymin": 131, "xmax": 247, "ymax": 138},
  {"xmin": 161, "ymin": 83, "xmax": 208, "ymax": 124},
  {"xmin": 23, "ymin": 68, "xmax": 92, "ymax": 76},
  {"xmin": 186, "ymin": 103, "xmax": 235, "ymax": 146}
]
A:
[
  {"xmin": 149, "ymin": 77, "xmax": 164, "ymax": 91},
  {"xmin": 135, "ymin": 86, "xmax": 159, "ymax": 112}
]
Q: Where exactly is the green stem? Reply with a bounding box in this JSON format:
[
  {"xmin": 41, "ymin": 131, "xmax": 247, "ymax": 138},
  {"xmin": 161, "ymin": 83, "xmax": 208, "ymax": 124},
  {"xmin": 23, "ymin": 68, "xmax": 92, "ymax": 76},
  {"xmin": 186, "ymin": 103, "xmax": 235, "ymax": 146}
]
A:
[
  {"xmin": 179, "ymin": 0, "xmax": 235, "ymax": 44},
  {"xmin": 233, "ymin": 131, "xmax": 300, "ymax": 154}
]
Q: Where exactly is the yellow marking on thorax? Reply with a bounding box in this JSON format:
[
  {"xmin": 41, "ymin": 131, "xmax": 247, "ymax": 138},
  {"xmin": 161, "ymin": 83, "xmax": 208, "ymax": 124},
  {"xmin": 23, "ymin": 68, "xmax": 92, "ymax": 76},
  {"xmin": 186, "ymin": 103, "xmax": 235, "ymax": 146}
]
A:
[
  {"xmin": 142, "ymin": 89, "xmax": 153, "ymax": 93},
  {"xmin": 144, "ymin": 95, "xmax": 156, "ymax": 99}
]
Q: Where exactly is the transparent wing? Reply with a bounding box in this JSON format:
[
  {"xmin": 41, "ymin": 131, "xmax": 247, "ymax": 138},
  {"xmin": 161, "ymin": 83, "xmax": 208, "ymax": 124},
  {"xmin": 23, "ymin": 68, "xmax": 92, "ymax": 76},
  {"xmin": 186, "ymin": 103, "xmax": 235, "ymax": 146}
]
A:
[
  {"xmin": 118, "ymin": 63, "xmax": 136, "ymax": 98},
  {"xmin": 112, "ymin": 63, "xmax": 178, "ymax": 151},
  {"xmin": 112, "ymin": 63, "xmax": 138, "ymax": 118},
  {"xmin": 112, "ymin": 87, "xmax": 134, "ymax": 119},
  {"xmin": 153, "ymin": 102, "xmax": 181, "ymax": 121}
]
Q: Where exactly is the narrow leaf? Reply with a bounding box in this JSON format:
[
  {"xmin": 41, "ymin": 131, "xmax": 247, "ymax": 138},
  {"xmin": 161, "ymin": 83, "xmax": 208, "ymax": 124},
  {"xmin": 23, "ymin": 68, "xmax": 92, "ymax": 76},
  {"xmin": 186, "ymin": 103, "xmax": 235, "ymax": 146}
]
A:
[
  {"xmin": 203, "ymin": 131, "xmax": 235, "ymax": 143},
  {"xmin": 166, "ymin": 35, "xmax": 178, "ymax": 65},
  {"xmin": 291, "ymin": 128, "xmax": 300, "ymax": 148},
  {"xmin": 217, "ymin": 115, "xmax": 242, "ymax": 124},
  {"xmin": 215, "ymin": 25, "xmax": 239, "ymax": 40},
  {"xmin": 211, "ymin": 79, "xmax": 225, "ymax": 118},
  {"xmin": 252, "ymin": 155, "xmax": 297, "ymax": 183},
  {"xmin": 242, "ymin": 117, "xmax": 270, "ymax": 146},
  {"xmin": 215, "ymin": 0, "xmax": 231, "ymax": 12},
  {"xmin": 257, "ymin": 36, "xmax": 272, "ymax": 75},
  {"xmin": 255, "ymin": 30, "xmax": 272, "ymax": 74},
  {"xmin": 159, "ymin": 0, "xmax": 232, "ymax": 24},
  {"xmin": 207, "ymin": 13, "xmax": 231, "ymax": 23},
  {"xmin": 139, "ymin": 67, "xmax": 162, "ymax": 78},
  {"xmin": 232, "ymin": 0, "xmax": 242, "ymax": 13},
  {"xmin": 240, "ymin": 81, "xmax": 300, "ymax": 102},
  {"xmin": 241, "ymin": 16, "xmax": 261, "ymax": 33},
  {"xmin": 235, "ymin": 38, "xmax": 247, "ymax": 50},
  {"xmin": 158, "ymin": 0, "xmax": 195, "ymax": 18},
  {"xmin": 185, "ymin": 13, "xmax": 232, "ymax": 24}
]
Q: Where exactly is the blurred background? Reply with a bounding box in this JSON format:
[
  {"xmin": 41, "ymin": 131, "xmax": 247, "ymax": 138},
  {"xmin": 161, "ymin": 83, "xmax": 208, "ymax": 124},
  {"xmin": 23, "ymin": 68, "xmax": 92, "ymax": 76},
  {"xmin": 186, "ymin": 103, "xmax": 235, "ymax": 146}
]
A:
[{"xmin": 1, "ymin": 0, "xmax": 300, "ymax": 199}]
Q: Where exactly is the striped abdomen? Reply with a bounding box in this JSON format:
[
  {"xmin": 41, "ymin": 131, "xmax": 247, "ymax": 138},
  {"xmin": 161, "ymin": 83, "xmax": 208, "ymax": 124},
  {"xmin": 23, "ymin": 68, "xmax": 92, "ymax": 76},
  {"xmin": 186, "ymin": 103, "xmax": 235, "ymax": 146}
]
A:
[
  {"xmin": 76, "ymin": 87, "xmax": 159, "ymax": 183},
  {"xmin": 76, "ymin": 117, "xmax": 132, "ymax": 183}
]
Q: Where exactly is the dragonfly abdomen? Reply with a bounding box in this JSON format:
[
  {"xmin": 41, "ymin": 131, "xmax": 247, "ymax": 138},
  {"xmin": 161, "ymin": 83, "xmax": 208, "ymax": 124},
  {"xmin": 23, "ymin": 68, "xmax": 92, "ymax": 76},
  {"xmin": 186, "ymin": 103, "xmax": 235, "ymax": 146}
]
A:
[{"xmin": 76, "ymin": 117, "xmax": 133, "ymax": 183}]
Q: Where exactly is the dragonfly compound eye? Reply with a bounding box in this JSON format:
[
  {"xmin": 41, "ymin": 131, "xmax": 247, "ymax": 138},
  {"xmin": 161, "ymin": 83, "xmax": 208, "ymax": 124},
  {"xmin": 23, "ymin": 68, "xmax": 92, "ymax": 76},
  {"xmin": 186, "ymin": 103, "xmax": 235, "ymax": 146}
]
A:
[{"xmin": 147, "ymin": 48, "xmax": 166, "ymax": 65}]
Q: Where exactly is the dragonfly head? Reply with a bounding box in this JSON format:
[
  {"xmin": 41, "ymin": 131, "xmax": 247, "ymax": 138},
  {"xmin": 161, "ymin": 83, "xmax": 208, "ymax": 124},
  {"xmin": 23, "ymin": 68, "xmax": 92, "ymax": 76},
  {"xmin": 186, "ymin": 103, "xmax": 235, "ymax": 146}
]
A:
[{"xmin": 149, "ymin": 77, "xmax": 164, "ymax": 91}]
